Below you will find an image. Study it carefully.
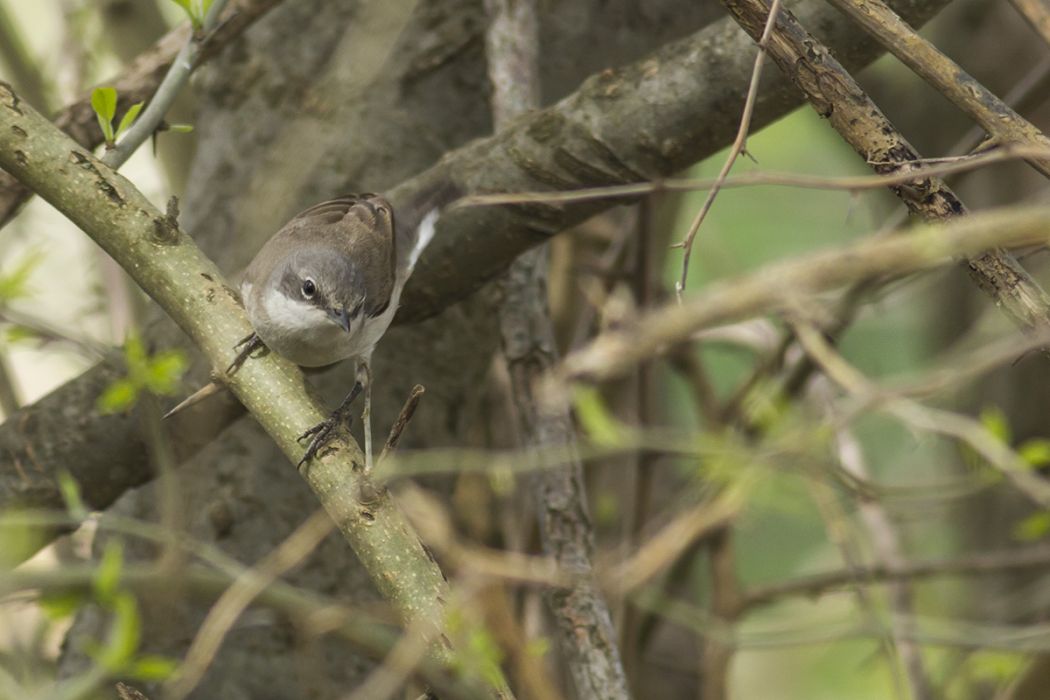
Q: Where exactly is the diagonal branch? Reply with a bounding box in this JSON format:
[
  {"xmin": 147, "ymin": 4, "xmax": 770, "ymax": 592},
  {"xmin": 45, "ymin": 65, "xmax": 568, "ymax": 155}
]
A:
[{"xmin": 0, "ymin": 82, "xmax": 510, "ymax": 699}]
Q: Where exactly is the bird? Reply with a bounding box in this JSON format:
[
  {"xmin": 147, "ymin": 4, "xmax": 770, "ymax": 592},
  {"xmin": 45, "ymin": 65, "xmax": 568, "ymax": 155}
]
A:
[{"xmin": 221, "ymin": 179, "xmax": 458, "ymax": 469}]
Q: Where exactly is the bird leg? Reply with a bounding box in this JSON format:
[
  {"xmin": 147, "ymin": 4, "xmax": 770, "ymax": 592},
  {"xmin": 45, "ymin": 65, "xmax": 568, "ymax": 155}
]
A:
[
  {"xmin": 297, "ymin": 380, "xmax": 363, "ymax": 467},
  {"xmin": 227, "ymin": 332, "xmax": 266, "ymax": 375},
  {"xmin": 359, "ymin": 361, "xmax": 374, "ymax": 471}
]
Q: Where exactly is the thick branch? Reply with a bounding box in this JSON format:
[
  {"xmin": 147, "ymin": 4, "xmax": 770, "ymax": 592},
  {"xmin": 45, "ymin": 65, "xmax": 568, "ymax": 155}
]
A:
[{"xmin": 0, "ymin": 83, "xmax": 508, "ymax": 697}]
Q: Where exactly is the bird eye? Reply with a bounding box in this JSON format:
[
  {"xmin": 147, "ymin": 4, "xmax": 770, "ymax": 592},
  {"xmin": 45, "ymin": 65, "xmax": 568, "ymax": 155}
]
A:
[{"xmin": 301, "ymin": 279, "xmax": 316, "ymax": 298}]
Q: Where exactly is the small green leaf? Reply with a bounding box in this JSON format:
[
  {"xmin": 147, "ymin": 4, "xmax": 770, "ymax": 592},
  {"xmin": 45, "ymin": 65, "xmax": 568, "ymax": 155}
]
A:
[
  {"xmin": 126, "ymin": 654, "xmax": 178, "ymax": 681},
  {"xmin": 98, "ymin": 378, "xmax": 138, "ymax": 414},
  {"xmin": 168, "ymin": 123, "xmax": 194, "ymax": 133},
  {"xmin": 91, "ymin": 87, "xmax": 117, "ymax": 143},
  {"xmin": 93, "ymin": 540, "xmax": 124, "ymax": 604},
  {"xmin": 95, "ymin": 592, "xmax": 141, "ymax": 670},
  {"xmin": 115, "ymin": 102, "xmax": 144, "ymax": 141},
  {"xmin": 39, "ymin": 591, "xmax": 86, "ymax": 620},
  {"xmin": 57, "ymin": 469, "xmax": 87, "ymax": 520},
  {"xmin": 574, "ymin": 386, "xmax": 626, "ymax": 447},
  {"xmin": 980, "ymin": 405, "xmax": 1011, "ymax": 445},
  {"xmin": 525, "ymin": 637, "xmax": 550, "ymax": 658},
  {"xmin": 168, "ymin": 0, "xmax": 202, "ymax": 29},
  {"xmin": 1019, "ymin": 439, "xmax": 1050, "ymax": 469},
  {"xmin": 144, "ymin": 349, "xmax": 188, "ymax": 397},
  {"xmin": 1013, "ymin": 511, "xmax": 1050, "ymax": 541},
  {"xmin": 0, "ymin": 250, "xmax": 43, "ymax": 302},
  {"xmin": 5, "ymin": 325, "xmax": 38, "ymax": 344}
]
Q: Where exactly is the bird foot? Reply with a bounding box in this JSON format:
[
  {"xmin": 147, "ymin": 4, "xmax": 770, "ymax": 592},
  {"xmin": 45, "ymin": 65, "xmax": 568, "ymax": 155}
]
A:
[
  {"xmin": 297, "ymin": 410, "xmax": 353, "ymax": 467},
  {"xmin": 227, "ymin": 332, "xmax": 266, "ymax": 375}
]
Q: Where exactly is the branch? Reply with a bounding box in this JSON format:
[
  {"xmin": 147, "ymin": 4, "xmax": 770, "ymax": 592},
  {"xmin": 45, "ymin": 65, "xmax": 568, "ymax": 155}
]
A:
[
  {"xmin": 555, "ymin": 204, "xmax": 1050, "ymax": 387},
  {"xmin": 742, "ymin": 546, "xmax": 1050, "ymax": 611},
  {"xmin": 0, "ymin": 0, "xmax": 284, "ymax": 227},
  {"xmin": 0, "ymin": 83, "xmax": 509, "ymax": 699},
  {"xmin": 825, "ymin": 0, "xmax": 1050, "ymax": 178}
]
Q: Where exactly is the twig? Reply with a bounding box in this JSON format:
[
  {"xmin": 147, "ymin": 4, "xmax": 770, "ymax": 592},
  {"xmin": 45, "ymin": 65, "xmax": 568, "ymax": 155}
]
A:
[
  {"xmin": 451, "ymin": 145, "xmax": 1050, "ymax": 209},
  {"xmin": 378, "ymin": 384, "xmax": 425, "ymax": 464},
  {"xmin": 673, "ymin": 0, "xmax": 783, "ymax": 300},
  {"xmin": 101, "ymin": 0, "xmax": 229, "ymax": 169},
  {"xmin": 742, "ymin": 545, "xmax": 1050, "ymax": 610},
  {"xmin": 165, "ymin": 509, "xmax": 336, "ymax": 700},
  {"xmin": 554, "ymin": 203, "xmax": 1050, "ymax": 388},
  {"xmin": 1010, "ymin": 0, "xmax": 1050, "ymax": 48},
  {"xmin": 825, "ymin": 0, "xmax": 1050, "ymax": 178}
]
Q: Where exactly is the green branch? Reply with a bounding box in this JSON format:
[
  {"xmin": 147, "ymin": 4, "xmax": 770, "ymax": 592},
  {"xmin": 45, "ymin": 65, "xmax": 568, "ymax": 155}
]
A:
[{"xmin": 0, "ymin": 81, "xmax": 508, "ymax": 698}]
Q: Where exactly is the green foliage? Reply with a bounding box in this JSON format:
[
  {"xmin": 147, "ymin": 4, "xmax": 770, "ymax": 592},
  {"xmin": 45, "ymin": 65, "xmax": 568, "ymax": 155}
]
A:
[
  {"xmin": 1018, "ymin": 438, "xmax": 1050, "ymax": 469},
  {"xmin": 168, "ymin": 123, "xmax": 194, "ymax": 134},
  {"xmin": 978, "ymin": 405, "xmax": 1011, "ymax": 445},
  {"xmin": 574, "ymin": 386, "xmax": 630, "ymax": 447},
  {"xmin": 93, "ymin": 540, "xmax": 124, "ymax": 604},
  {"xmin": 98, "ymin": 333, "xmax": 187, "ymax": 414},
  {"xmin": 1013, "ymin": 511, "xmax": 1050, "ymax": 541},
  {"xmin": 57, "ymin": 469, "xmax": 88, "ymax": 520},
  {"xmin": 0, "ymin": 250, "xmax": 42, "ymax": 302},
  {"xmin": 91, "ymin": 87, "xmax": 117, "ymax": 144},
  {"xmin": 446, "ymin": 608, "xmax": 505, "ymax": 689},
  {"xmin": 39, "ymin": 590, "xmax": 87, "ymax": 621},
  {"xmin": 90, "ymin": 86, "xmax": 144, "ymax": 147},
  {"xmin": 168, "ymin": 0, "xmax": 214, "ymax": 30}
]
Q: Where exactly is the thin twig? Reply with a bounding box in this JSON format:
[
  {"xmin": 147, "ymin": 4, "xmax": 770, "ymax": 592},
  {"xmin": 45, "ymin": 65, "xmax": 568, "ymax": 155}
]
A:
[
  {"xmin": 1009, "ymin": 0, "xmax": 1050, "ymax": 48},
  {"xmin": 673, "ymin": 0, "xmax": 784, "ymax": 300},
  {"xmin": 452, "ymin": 145, "xmax": 1050, "ymax": 209},
  {"xmin": 101, "ymin": 0, "xmax": 230, "ymax": 169},
  {"xmin": 378, "ymin": 384, "xmax": 425, "ymax": 464},
  {"xmin": 165, "ymin": 509, "xmax": 336, "ymax": 700},
  {"xmin": 742, "ymin": 545, "xmax": 1050, "ymax": 610}
]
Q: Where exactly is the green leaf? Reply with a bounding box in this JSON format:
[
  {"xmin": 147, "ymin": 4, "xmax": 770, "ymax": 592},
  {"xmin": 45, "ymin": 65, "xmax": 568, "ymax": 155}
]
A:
[
  {"xmin": 168, "ymin": 123, "xmax": 194, "ymax": 133},
  {"xmin": 39, "ymin": 591, "xmax": 86, "ymax": 620},
  {"xmin": 1019, "ymin": 439, "xmax": 1050, "ymax": 469},
  {"xmin": 525, "ymin": 637, "xmax": 550, "ymax": 658},
  {"xmin": 57, "ymin": 469, "xmax": 87, "ymax": 520},
  {"xmin": 573, "ymin": 386, "xmax": 626, "ymax": 447},
  {"xmin": 126, "ymin": 654, "xmax": 178, "ymax": 681},
  {"xmin": 168, "ymin": 0, "xmax": 202, "ymax": 28},
  {"xmin": 97, "ymin": 592, "xmax": 141, "ymax": 670},
  {"xmin": 91, "ymin": 87, "xmax": 117, "ymax": 143},
  {"xmin": 144, "ymin": 349, "xmax": 188, "ymax": 397},
  {"xmin": 980, "ymin": 405, "xmax": 1011, "ymax": 445},
  {"xmin": 93, "ymin": 540, "xmax": 124, "ymax": 604},
  {"xmin": 115, "ymin": 101, "xmax": 144, "ymax": 141},
  {"xmin": 1013, "ymin": 511, "xmax": 1050, "ymax": 541},
  {"xmin": 5, "ymin": 325, "xmax": 38, "ymax": 344},
  {"xmin": 0, "ymin": 250, "xmax": 43, "ymax": 302},
  {"xmin": 98, "ymin": 378, "xmax": 138, "ymax": 414}
]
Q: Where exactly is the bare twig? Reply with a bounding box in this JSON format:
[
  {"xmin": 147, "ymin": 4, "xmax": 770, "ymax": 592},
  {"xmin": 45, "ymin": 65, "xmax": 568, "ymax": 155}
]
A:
[
  {"xmin": 673, "ymin": 0, "xmax": 784, "ymax": 299},
  {"xmin": 166, "ymin": 509, "xmax": 336, "ymax": 700},
  {"xmin": 1010, "ymin": 0, "xmax": 1050, "ymax": 48},
  {"xmin": 379, "ymin": 384, "xmax": 425, "ymax": 464},
  {"xmin": 452, "ymin": 145, "xmax": 1050, "ymax": 209},
  {"xmin": 742, "ymin": 545, "xmax": 1050, "ymax": 610}
]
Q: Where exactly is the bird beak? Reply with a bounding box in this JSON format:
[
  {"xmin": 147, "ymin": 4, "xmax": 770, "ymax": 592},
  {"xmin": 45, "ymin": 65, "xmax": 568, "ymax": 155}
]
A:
[{"xmin": 328, "ymin": 306, "xmax": 352, "ymax": 333}]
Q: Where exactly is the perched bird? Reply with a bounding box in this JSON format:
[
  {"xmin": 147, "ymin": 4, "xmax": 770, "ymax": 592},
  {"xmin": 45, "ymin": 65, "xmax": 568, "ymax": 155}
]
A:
[{"xmin": 223, "ymin": 180, "xmax": 457, "ymax": 468}]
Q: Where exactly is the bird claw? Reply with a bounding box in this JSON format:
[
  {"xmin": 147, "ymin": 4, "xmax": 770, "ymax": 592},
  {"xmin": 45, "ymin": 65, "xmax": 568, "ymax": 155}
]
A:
[
  {"xmin": 296, "ymin": 412, "xmax": 353, "ymax": 466},
  {"xmin": 227, "ymin": 333, "xmax": 266, "ymax": 375}
]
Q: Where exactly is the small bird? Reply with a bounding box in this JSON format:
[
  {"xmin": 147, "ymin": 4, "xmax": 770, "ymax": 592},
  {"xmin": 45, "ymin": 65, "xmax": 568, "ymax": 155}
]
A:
[{"xmin": 227, "ymin": 181, "xmax": 456, "ymax": 469}]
